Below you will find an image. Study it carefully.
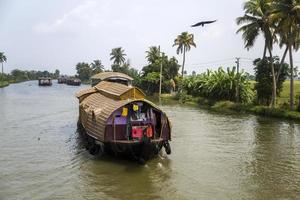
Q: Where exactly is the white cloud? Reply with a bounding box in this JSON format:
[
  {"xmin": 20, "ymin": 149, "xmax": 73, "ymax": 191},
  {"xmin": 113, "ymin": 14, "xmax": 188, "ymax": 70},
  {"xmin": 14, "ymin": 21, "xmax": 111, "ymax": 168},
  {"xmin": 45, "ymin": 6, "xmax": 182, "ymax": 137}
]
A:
[{"xmin": 33, "ymin": 0, "xmax": 106, "ymax": 34}]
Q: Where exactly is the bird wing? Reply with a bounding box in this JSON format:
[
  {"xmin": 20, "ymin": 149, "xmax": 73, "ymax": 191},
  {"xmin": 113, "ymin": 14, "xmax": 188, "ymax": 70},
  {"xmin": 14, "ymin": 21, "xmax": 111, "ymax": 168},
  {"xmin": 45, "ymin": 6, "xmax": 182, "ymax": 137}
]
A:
[
  {"xmin": 202, "ymin": 20, "xmax": 217, "ymax": 24},
  {"xmin": 191, "ymin": 22, "xmax": 203, "ymax": 27},
  {"xmin": 191, "ymin": 20, "xmax": 217, "ymax": 27}
]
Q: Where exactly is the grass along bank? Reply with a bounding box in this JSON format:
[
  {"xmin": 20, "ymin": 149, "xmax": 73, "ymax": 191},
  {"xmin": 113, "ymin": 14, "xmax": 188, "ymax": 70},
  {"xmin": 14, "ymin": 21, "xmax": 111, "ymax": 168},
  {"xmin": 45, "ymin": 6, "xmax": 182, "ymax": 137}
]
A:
[
  {"xmin": 162, "ymin": 94, "xmax": 300, "ymax": 121},
  {"xmin": 249, "ymin": 80, "xmax": 300, "ymax": 107},
  {"xmin": 161, "ymin": 80, "xmax": 300, "ymax": 121},
  {"xmin": 0, "ymin": 81, "xmax": 9, "ymax": 88}
]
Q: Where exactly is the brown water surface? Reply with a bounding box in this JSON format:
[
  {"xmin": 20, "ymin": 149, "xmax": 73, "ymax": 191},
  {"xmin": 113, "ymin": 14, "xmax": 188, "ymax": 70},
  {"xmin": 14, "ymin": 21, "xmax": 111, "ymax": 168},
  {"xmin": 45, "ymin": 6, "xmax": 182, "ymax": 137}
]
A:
[{"xmin": 0, "ymin": 81, "xmax": 300, "ymax": 200}]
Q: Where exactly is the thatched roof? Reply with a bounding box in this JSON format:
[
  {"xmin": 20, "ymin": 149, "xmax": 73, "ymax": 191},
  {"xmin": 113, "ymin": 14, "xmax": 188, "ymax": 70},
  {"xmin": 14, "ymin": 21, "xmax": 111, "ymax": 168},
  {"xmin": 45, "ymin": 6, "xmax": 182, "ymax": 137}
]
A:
[
  {"xmin": 76, "ymin": 87, "xmax": 96, "ymax": 98},
  {"xmin": 91, "ymin": 72, "xmax": 133, "ymax": 81},
  {"xmin": 94, "ymin": 81, "xmax": 145, "ymax": 100}
]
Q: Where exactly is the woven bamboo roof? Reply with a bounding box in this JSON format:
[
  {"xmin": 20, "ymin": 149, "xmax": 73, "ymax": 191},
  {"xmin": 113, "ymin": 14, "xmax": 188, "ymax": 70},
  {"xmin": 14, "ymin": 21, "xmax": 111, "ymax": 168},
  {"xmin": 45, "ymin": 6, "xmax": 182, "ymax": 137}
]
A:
[
  {"xmin": 75, "ymin": 87, "xmax": 97, "ymax": 98},
  {"xmin": 91, "ymin": 72, "xmax": 133, "ymax": 81},
  {"xmin": 94, "ymin": 81, "xmax": 145, "ymax": 99}
]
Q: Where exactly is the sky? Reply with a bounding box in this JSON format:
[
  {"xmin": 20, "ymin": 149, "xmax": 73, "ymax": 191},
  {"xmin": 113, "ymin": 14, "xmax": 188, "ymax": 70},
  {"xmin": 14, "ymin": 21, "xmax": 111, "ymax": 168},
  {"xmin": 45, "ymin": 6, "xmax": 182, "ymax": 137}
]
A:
[{"xmin": 1, "ymin": 0, "xmax": 300, "ymax": 75}]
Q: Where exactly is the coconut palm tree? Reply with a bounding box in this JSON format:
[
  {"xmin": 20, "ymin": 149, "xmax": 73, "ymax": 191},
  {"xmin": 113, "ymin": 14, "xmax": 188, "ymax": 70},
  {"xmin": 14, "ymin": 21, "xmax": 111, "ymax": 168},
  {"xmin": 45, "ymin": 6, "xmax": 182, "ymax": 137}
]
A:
[
  {"xmin": 110, "ymin": 47, "xmax": 126, "ymax": 66},
  {"xmin": 270, "ymin": 0, "xmax": 300, "ymax": 109},
  {"xmin": 173, "ymin": 32, "xmax": 196, "ymax": 78},
  {"xmin": 237, "ymin": 0, "xmax": 274, "ymax": 58},
  {"xmin": 0, "ymin": 52, "xmax": 7, "ymax": 83},
  {"xmin": 236, "ymin": 0, "xmax": 278, "ymax": 108},
  {"xmin": 145, "ymin": 46, "xmax": 160, "ymax": 64},
  {"xmin": 91, "ymin": 59, "xmax": 104, "ymax": 74},
  {"xmin": 275, "ymin": 28, "xmax": 289, "ymax": 84}
]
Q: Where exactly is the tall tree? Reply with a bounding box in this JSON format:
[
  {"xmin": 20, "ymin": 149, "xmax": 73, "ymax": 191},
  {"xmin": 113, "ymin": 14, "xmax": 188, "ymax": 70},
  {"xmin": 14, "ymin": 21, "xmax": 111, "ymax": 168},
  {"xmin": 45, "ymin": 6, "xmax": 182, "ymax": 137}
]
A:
[
  {"xmin": 76, "ymin": 62, "xmax": 92, "ymax": 81},
  {"xmin": 54, "ymin": 69, "xmax": 60, "ymax": 78},
  {"xmin": 236, "ymin": 0, "xmax": 277, "ymax": 108},
  {"xmin": 254, "ymin": 57, "xmax": 289, "ymax": 105},
  {"xmin": 163, "ymin": 57, "xmax": 180, "ymax": 80},
  {"xmin": 173, "ymin": 32, "xmax": 196, "ymax": 78},
  {"xmin": 270, "ymin": 0, "xmax": 300, "ymax": 109},
  {"xmin": 91, "ymin": 60, "xmax": 104, "ymax": 75},
  {"xmin": 146, "ymin": 46, "xmax": 160, "ymax": 64},
  {"xmin": 0, "ymin": 52, "xmax": 7, "ymax": 83},
  {"xmin": 110, "ymin": 47, "xmax": 126, "ymax": 66}
]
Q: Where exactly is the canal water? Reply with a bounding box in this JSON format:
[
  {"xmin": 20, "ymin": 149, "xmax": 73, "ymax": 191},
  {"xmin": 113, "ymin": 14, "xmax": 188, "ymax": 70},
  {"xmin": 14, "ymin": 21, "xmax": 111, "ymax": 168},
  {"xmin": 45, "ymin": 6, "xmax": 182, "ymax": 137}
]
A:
[{"xmin": 0, "ymin": 81, "xmax": 300, "ymax": 200}]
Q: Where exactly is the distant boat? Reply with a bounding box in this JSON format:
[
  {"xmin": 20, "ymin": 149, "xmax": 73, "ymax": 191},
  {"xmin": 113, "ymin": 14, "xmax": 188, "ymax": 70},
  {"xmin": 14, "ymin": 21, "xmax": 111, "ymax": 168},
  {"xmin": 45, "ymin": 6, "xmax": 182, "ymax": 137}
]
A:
[
  {"xmin": 76, "ymin": 72, "xmax": 171, "ymax": 163},
  {"xmin": 66, "ymin": 77, "xmax": 81, "ymax": 86},
  {"xmin": 58, "ymin": 75, "xmax": 68, "ymax": 84},
  {"xmin": 38, "ymin": 77, "xmax": 52, "ymax": 86}
]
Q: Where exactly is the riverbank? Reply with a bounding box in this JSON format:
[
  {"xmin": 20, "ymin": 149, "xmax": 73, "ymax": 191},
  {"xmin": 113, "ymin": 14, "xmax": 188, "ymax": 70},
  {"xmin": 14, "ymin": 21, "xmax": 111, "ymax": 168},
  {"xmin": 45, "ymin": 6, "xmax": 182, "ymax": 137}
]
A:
[
  {"xmin": 161, "ymin": 94, "xmax": 300, "ymax": 121},
  {"xmin": 0, "ymin": 81, "xmax": 9, "ymax": 88},
  {"xmin": 0, "ymin": 79, "xmax": 32, "ymax": 88}
]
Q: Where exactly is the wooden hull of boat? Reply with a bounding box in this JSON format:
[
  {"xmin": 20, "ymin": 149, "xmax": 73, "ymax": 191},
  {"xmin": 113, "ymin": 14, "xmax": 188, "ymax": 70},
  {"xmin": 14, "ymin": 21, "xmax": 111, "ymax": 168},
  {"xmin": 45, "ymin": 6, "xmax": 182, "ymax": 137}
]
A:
[{"xmin": 78, "ymin": 122, "xmax": 171, "ymax": 163}]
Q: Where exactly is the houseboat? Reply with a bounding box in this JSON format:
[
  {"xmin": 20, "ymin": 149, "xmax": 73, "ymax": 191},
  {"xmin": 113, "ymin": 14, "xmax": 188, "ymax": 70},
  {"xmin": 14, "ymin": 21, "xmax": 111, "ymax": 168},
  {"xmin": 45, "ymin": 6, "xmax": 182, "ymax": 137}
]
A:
[
  {"xmin": 66, "ymin": 77, "xmax": 81, "ymax": 86},
  {"xmin": 58, "ymin": 75, "xmax": 68, "ymax": 84},
  {"xmin": 38, "ymin": 77, "xmax": 52, "ymax": 86},
  {"xmin": 76, "ymin": 72, "xmax": 171, "ymax": 163}
]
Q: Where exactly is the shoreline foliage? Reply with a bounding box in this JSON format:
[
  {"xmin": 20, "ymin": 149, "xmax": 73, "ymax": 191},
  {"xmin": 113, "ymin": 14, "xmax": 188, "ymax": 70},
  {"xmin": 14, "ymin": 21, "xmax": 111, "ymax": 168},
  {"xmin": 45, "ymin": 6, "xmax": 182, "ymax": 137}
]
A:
[{"xmin": 182, "ymin": 67, "xmax": 254, "ymax": 104}]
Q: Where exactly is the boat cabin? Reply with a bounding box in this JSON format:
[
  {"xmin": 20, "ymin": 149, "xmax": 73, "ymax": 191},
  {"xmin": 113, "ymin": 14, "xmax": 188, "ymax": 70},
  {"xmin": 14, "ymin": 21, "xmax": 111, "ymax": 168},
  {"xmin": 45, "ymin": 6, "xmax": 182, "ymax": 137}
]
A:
[
  {"xmin": 91, "ymin": 72, "xmax": 133, "ymax": 86},
  {"xmin": 58, "ymin": 75, "xmax": 68, "ymax": 84},
  {"xmin": 66, "ymin": 77, "xmax": 81, "ymax": 86},
  {"xmin": 38, "ymin": 77, "xmax": 52, "ymax": 86}
]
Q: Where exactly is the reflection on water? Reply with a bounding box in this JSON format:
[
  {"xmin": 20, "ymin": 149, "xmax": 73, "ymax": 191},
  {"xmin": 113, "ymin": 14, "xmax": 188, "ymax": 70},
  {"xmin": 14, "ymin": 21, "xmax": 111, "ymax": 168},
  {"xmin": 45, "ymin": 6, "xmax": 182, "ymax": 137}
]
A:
[
  {"xmin": 0, "ymin": 81, "xmax": 300, "ymax": 200},
  {"xmin": 246, "ymin": 118, "xmax": 300, "ymax": 200}
]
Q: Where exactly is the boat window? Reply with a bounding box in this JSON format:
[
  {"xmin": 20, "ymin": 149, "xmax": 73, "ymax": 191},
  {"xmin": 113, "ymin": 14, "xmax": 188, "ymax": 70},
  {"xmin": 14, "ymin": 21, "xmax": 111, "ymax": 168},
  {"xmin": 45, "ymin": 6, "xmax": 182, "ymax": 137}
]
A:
[{"xmin": 130, "ymin": 103, "xmax": 148, "ymax": 122}]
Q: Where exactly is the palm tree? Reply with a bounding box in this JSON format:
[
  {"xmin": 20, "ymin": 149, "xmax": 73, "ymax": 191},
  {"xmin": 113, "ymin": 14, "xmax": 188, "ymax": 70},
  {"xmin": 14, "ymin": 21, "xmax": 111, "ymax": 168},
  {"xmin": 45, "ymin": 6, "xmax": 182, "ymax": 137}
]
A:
[
  {"xmin": 91, "ymin": 59, "xmax": 104, "ymax": 74},
  {"xmin": 237, "ymin": 0, "xmax": 273, "ymax": 58},
  {"xmin": 145, "ymin": 46, "xmax": 160, "ymax": 64},
  {"xmin": 0, "ymin": 52, "xmax": 7, "ymax": 83},
  {"xmin": 270, "ymin": 0, "xmax": 300, "ymax": 109},
  {"xmin": 173, "ymin": 32, "xmax": 196, "ymax": 78},
  {"xmin": 236, "ymin": 0, "xmax": 278, "ymax": 108},
  {"xmin": 275, "ymin": 28, "xmax": 289, "ymax": 84},
  {"xmin": 110, "ymin": 47, "xmax": 126, "ymax": 66}
]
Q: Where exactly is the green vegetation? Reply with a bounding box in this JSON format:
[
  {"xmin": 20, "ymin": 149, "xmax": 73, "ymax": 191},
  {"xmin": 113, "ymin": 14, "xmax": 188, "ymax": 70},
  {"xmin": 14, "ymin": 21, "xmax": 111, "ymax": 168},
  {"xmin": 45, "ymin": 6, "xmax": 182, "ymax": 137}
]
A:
[
  {"xmin": 109, "ymin": 48, "xmax": 139, "ymax": 84},
  {"xmin": 237, "ymin": 0, "xmax": 276, "ymax": 107},
  {"xmin": 0, "ymin": 68, "xmax": 61, "ymax": 87},
  {"xmin": 75, "ymin": 60, "xmax": 104, "ymax": 82},
  {"xmin": 0, "ymin": 81, "xmax": 9, "ymax": 88},
  {"xmin": 254, "ymin": 57, "xmax": 289, "ymax": 105},
  {"xmin": 173, "ymin": 32, "xmax": 196, "ymax": 77},
  {"xmin": 279, "ymin": 80, "xmax": 300, "ymax": 106},
  {"xmin": 237, "ymin": 0, "xmax": 300, "ymax": 109},
  {"xmin": 165, "ymin": 92, "xmax": 300, "ymax": 121},
  {"xmin": 91, "ymin": 60, "xmax": 104, "ymax": 75},
  {"xmin": 110, "ymin": 47, "xmax": 126, "ymax": 66},
  {"xmin": 75, "ymin": 46, "xmax": 181, "ymax": 95},
  {"xmin": 270, "ymin": 0, "xmax": 300, "ymax": 110},
  {"xmin": 0, "ymin": 52, "xmax": 7, "ymax": 87},
  {"xmin": 139, "ymin": 46, "xmax": 180, "ymax": 95},
  {"xmin": 166, "ymin": 78, "xmax": 300, "ymax": 121},
  {"xmin": 183, "ymin": 67, "xmax": 253, "ymax": 104}
]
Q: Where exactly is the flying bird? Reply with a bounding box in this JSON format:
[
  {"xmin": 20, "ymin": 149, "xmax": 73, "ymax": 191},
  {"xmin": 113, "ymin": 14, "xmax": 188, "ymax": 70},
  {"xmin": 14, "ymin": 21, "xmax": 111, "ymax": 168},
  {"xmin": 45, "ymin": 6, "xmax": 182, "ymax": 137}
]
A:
[{"xmin": 191, "ymin": 20, "xmax": 217, "ymax": 27}]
